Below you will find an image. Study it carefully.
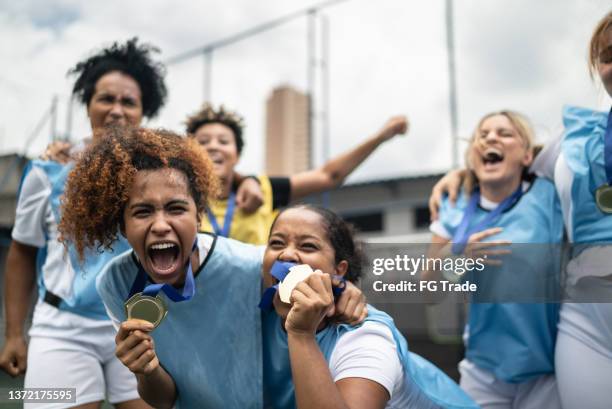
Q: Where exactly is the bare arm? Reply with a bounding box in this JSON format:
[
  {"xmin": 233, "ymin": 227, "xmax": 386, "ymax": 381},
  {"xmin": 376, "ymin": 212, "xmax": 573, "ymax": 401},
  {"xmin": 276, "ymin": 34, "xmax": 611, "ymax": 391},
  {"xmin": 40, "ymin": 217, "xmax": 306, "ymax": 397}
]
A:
[
  {"xmin": 287, "ymin": 274, "xmax": 389, "ymax": 409},
  {"xmin": 289, "ymin": 116, "xmax": 408, "ymax": 202},
  {"xmin": 428, "ymin": 169, "xmax": 466, "ymax": 221},
  {"xmin": 233, "ymin": 171, "xmax": 264, "ymax": 214},
  {"xmin": 115, "ymin": 320, "xmax": 177, "ymax": 409},
  {"xmin": 136, "ymin": 367, "xmax": 176, "ymax": 409},
  {"xmin": 0, "ymin": 241, "xmax": 37, "ymax": 377},
  {"xmin": 40, "ymin": 141, "xmax": 72, "ymax": 164},
  {"xmin": 288, "ymin": 332, "xmax": 350, "ymax": 409}
]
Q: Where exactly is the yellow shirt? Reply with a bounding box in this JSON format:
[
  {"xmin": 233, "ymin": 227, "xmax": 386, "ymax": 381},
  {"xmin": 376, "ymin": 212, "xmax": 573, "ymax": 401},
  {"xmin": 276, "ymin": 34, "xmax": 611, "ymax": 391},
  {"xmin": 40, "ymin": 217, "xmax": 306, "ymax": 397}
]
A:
[{"xmin": 199, "ymin": 175, "xmax": 279, "ymax": 245}]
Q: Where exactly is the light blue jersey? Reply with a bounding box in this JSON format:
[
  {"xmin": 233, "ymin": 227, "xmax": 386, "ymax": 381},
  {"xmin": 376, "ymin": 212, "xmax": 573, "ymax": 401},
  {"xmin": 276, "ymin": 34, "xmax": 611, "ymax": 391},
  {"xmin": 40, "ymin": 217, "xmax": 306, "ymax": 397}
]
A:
[
  {"xmin": 262, "ymin": 305, "xmax": 479, "ymax": 409},
  {"xmin": 437, "ymin": 177, "xmax": 564, "ymax": 383},
  {"xmin": 560, "ymin": 106, "xmax": 612, "ymax": 245},
  {"xmin": 555, "ymin": 105, "xmax": 612, "ymax": 379},
  {"xmin": 96, "ymin": 234, "xmax": 263, "ymax": 409},
  {"xmin": 15, "ymin": 160, "xmax": 129, "ymax": 320}
]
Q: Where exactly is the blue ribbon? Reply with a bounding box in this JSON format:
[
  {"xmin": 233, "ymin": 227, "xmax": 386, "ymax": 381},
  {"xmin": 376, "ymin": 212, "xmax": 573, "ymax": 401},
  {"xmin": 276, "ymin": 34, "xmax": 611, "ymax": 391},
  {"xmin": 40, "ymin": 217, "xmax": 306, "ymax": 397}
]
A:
[
  {"xmin": 206, "ymin": 191, "xmax": 236, "ymax": 237},
  {"xmin": 259, "ymin": 261, "xmax": 346, "ymax": 310},
  {"xmin": 451, "ymin": 185, "xmax": 522, "ymax": 255},
  {"xmin": 604, "ymin": 108, "xmax": 612, "ymax": 185},
  {"xmin": 127, "ymin": 239, "xmax": 198, "ymax": 302}
]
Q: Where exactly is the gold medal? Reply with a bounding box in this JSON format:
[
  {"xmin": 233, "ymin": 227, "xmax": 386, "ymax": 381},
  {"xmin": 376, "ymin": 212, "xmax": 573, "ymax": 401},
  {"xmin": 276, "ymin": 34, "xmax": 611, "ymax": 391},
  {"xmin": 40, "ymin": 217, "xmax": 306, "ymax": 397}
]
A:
[
  {"xmin": 124, "ymin": 293, "xmax": 168, "ymax": 329},
  {"xmin": 595, "ymin": 184, "xmax": 612, "ymax": 214}
]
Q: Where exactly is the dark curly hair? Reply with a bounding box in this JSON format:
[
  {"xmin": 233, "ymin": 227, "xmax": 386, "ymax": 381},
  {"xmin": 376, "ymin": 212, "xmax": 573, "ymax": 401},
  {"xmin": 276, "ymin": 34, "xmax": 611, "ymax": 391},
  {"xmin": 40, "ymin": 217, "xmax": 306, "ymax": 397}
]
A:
[
  {"xmin": 271, "ymin": 205, "xmax": 365, "ymax": 283},
  {"xmin": 69, "ymin": 38, "xmax": 167, "ymax": 118},
  {"xmin": 185, "ymin": 103, "xmax": 245, "ymax": 154},
  {"xmin": 59, "ymin": 126, "xmax": 218, "ymax": 261}
]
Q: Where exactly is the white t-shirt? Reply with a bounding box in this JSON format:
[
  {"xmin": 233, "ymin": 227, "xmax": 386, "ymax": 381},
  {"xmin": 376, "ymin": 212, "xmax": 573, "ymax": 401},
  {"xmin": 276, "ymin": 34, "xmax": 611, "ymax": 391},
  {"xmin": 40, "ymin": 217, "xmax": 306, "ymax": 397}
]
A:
[
  {"xmin": 328, "ymin": 321, "xmax": 410, "ymax": 408},
  {"xmin": 12, "ymin": 165, "xmax": 110, "ymax": 338}
]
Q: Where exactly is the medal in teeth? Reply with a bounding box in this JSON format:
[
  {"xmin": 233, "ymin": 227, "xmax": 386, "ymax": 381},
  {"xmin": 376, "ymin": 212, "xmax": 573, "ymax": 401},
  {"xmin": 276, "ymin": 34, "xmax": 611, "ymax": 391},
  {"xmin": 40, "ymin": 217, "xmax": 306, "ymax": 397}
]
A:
[{"xmin": 278, "ymin": 264, "xmax": 315, "ymax": 303}]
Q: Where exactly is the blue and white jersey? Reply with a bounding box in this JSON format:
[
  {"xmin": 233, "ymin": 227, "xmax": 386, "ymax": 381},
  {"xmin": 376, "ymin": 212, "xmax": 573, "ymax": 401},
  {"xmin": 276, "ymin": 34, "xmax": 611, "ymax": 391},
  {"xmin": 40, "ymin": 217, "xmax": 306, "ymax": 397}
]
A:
[
  {"xmin": 559, "ymin": 106, "xmax": 612, "ymax": 245},
  {"xmin": 554, "ymin": 106, "xmax": 612, "ymax": 359},
  {"xmin": 262, "ymin": 305, "xmax": 479, "ymax": 409},
  {"xmin": 12, "ymin": 160, "xmax": 129, "ymax": 333},
  {"xmin": 431, "ymin": 178, "xmax": 564, "ymax": 383},
  {"xmin": 96, "ymin": 234, "xmax": 263, "ymax": 409}
]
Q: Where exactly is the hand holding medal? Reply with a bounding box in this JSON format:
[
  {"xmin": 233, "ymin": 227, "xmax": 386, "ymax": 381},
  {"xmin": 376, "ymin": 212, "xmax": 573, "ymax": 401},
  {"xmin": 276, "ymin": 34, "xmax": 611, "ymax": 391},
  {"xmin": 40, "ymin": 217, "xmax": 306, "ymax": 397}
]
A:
[
  {"xmin": 283, "ymin": 269, "xmax": 337, "ymax": 335},
  {"xmin": 115, "ymin": 319, "xmax": 160, "ymax": 375}
]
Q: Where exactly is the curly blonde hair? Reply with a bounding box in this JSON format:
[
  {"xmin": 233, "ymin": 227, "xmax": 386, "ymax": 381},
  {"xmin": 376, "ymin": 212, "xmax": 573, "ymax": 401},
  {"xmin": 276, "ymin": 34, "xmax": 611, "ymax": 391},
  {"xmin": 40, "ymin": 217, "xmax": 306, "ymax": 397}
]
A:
[
  {"xmin": 59, "ymin": 125, "xmax": 218, "ymax": 260},
  {"xmin": 185, "ymin": 103, "xmax": 245, "ymax": 154}
]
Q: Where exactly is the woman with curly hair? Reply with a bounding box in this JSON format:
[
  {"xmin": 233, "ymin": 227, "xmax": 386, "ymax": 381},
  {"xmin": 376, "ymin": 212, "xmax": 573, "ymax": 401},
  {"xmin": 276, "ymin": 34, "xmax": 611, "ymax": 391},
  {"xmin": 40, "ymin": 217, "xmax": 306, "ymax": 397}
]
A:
[
  {"xmin": 186, "ymin": 103, "xmax": 408, "ymax": 245},
  {"xmin": 0, "ymin": 38, "xmax": 166, "ymax": 409},
  {"xmin": 57, "ymin": 125, "xmax": 262, "ymax": 408},
  {"xmin": 58, "ymin": 125, "xmax": 368, "ymax": 409}
]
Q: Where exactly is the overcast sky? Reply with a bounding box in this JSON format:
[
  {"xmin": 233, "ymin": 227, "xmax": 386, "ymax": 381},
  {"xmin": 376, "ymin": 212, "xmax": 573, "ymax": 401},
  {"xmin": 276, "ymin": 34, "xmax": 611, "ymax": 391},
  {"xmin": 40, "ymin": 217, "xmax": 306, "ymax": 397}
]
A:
[{"xmin": 1, "ymin": 0, "xmax": 610, "ymax": 183}]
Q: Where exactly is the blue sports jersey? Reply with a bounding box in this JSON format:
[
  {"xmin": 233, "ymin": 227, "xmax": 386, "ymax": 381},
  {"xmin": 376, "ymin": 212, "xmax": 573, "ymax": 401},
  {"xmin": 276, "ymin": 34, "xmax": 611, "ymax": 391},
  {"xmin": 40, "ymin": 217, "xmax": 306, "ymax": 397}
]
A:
[
  {"xmin": 262, "ymin": 305, "xmax": 479, "ymax": 409},
  {"xmin": 560, "ymin": 106, "xmax": 612, "ymax": 244},
  {"xmin": 96, "ymin": 234, "xmax": 263, "ymax": 409},
  {"xmin": 437, "ymin": 177, "xmax": 563, "ymax": 383},
  {"xmin": 18, "ymin": 160, "xmax": 130, "ymax": 319}
]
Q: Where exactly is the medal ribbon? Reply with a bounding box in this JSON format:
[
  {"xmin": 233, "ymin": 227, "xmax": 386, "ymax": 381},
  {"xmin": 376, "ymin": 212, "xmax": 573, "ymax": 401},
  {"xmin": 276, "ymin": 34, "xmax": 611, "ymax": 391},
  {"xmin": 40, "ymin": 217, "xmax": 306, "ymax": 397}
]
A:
[
  {"xmin": 258, "ymin": 261, "xmax": 346, "ymax": 310},
  {"xmin": 205, "ymin": 191, "xmax": 236, "ymax": 237},
  {"xmin": 604, "ymin": 108, "xmax": 612, "ymax": 186},
  {"xmin": 127, "ymin": 239, "xmax": 198, "ymax": 302},
  {"xmin": 451, "ymin": 184, "xmax": 522, "ymax": 255}
]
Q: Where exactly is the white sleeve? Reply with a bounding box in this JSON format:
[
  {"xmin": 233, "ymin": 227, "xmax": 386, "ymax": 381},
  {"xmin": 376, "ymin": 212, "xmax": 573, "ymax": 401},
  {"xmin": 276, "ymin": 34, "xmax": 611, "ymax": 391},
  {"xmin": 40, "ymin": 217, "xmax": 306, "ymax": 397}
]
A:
[
  {"xmin": 328, "ymin": 321, "xmax": 403, "ymax": 398},
  {"xmin": 11, "ymin": 166, "xmax": 51, "ymax": 248},
  {"xmin": 530, "ymin": 129, "xmax": 562, "ymax": 181}
]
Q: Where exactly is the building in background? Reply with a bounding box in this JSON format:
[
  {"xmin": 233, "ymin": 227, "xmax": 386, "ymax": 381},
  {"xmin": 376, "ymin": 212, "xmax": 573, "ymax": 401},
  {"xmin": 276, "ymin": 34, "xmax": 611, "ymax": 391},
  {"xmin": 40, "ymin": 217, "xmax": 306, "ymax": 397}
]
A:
[
  {"xmin": 265, "ymin": 85, "xmax": 311, "ymax": 175},
  {"xmin": 312, "ymin": 173, "xmax": 444, "ymax": 241}
]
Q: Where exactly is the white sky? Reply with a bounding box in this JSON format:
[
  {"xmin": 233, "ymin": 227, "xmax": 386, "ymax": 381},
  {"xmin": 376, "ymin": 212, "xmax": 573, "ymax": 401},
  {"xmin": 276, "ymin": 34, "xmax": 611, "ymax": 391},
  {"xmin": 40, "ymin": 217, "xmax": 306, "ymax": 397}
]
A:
[{"xmin": 1, "ymin": 0, "xmax": 611, "ymax": 183}]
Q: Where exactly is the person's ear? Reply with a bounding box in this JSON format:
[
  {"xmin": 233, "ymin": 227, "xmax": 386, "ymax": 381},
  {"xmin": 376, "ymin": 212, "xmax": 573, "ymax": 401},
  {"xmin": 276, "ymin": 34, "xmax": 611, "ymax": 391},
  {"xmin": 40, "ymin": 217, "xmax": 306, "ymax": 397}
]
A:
[
  {"xmin": 522, "ymin": 147, "xmax": 534, "ymax": 167},
  {"xmin": 335, "ymin": 260, "xmax": 349, "ymax": 277}
]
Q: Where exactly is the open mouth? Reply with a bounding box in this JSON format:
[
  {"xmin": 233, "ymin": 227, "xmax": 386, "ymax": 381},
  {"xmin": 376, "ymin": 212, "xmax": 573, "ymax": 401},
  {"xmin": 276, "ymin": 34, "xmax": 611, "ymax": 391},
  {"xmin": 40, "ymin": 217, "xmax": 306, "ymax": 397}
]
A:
[
  {"xmin": 208, "ymin": 153, "xmax": 224, "ymax": 165},
  {"xmin": 147, "ymin": 242, "xmax": 181, "ymax": 275},
  {"xmin": 482, "ymin": 149, "xmax": 504, "ymax": 167}
]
